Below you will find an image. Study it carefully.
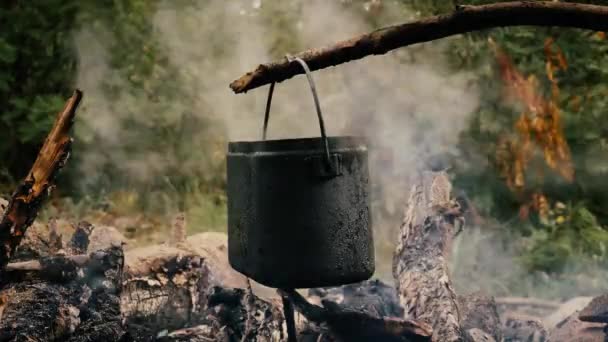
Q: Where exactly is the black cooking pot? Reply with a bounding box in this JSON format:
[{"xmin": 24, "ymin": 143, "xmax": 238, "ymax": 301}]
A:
[{"xmin": 227, "ymin": 58, "xmax": 374, "ymax": 289}]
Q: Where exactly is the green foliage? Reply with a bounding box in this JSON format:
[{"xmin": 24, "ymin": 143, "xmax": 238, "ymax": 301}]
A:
[
  {"xmin": 414, "ymin": 0, "xmax": 608, "ymax": 272},
  {"xmin": 3, "ymin": 0, "xmax": 608, "ymax": 278},
  {"xmin": 521, "ymin": 204, "xmax": 608, "ymax": 273},
  {"xmin": 0, "ymin": 1, "xmax": 79, "ymax": 180},
  {"xmin": 69, "ymin": 0, "xmax": 227, "ymax": 213}
]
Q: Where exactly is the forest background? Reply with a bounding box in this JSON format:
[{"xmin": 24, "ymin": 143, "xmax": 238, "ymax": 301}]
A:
[{"xmin": 2, "ymin": 0, "xmax": 608, "ymax": 299}]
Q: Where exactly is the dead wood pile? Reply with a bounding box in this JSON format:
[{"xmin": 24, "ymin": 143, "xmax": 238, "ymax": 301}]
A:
[
  {"xmin": 1, "ymin": 209, "xmax": 608, "ymax": 341},
  {"xmin": 0, "ymin": 91, "xmax": 606, "ymax": 341}
]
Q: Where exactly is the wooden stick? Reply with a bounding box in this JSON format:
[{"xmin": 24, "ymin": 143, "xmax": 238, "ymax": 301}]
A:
[
  {"xmin": 0, "ymin": 90, "xmax": 82, "ymax": 270},
  {"xmin": 230, "ymin": 1, "xmax": 608, "ymax": 93},
  {"xmin": 5, "ymin": 255, "xmax": 89, "ymax": 272}
]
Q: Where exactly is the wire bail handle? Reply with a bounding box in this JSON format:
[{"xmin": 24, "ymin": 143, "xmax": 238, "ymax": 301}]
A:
[{"xmin": 262, "ymin": 55, "xmax": 333, "ymax": 170}]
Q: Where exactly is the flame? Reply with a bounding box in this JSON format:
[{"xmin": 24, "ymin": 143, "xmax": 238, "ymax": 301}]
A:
[{"xmin": 490, "ymin": 37, "xmax": 574, "ymax": 195}]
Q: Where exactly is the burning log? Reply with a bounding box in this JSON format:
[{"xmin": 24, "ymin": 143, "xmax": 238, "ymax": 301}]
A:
[
  {"xmin": 0, "ymin": 90, "xmax": 82, "ymax": 272},
  {"xmin": 230, "ymin": 2, "xmax": 608, "ymax": 93}
]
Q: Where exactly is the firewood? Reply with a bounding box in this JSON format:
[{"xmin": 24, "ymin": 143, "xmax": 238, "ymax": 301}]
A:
[
  {"xmin": 0, "ymin": 90, "xmax": 82, "ymax": 272},
  {"xmin": 393, "ymin": 171, "xmax": 463, "ymax": 341},
  {"xmin": 0, "ymin": 244, "xmax": 126, "ymax": 341}
]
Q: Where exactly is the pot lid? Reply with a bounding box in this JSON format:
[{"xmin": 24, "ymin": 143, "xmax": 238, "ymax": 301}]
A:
[{"xmin": 228, "ymin": 136, "xmax": 368, "ymax": 154}]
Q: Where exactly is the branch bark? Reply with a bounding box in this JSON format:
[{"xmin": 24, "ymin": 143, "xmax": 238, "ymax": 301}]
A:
[
  {"xmin": 230, "ymin": 1, "xmax": 608, "ymax": 93},
  {"xmin": 0, "ymin": 90, "xmax": 82, "ymax": 270}
]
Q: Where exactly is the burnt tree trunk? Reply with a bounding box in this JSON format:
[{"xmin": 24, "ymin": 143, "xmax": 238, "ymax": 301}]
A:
[{"xmin": 393, "ymin": 171, "xmax": 464, "ymax": 342}]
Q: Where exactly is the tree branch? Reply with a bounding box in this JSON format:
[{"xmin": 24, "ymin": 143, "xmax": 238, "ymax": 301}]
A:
[
  {"xmin": 0, "ymin": 90, "xmax": 82, "ymax": 270},
  {"xmin": 230, "ymin": 1, "xmax": 608, "ymax": 93}
]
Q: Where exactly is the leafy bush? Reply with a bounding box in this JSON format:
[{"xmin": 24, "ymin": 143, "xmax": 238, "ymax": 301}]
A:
[
  {"xmin": 3, "ymin": 0, "xmax": 608, "ymax": 277},
  {"xmin": 0, "ymin": 1, "xmax": 78, "ymax": 180},
  {"xmin": 521, "ymin": 204, "xmax": 608, "ymax": 273},
  {"xmin": 403, "ymin": 0, "xmax": 608, "ymax": 272}
]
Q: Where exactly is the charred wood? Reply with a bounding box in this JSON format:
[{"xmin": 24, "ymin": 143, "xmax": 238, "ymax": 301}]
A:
[
  {"xmin": 68, "ymin": 221, "xmax": 95, "ymax": 255},
  {"xmin": 0, "ymin": 246, "xmax": 125, "ymax": 342},
  {"xmin": 502, "ymin": 315, "xmax": 549, "ymax": 342},
  {"xmin": 0, "ymin": 90, "xmax": 82, "ymax": 272},
  {"xmin": 393, "ymin": 171, "xmax": 463, "ymax": 341},
  {"xmin": 308, "ymin": 279, "xmax": 404, "ymax": 319},
  {"xmin": 280, "ymin": 288, "xmax": 432, "ymax": 342}
]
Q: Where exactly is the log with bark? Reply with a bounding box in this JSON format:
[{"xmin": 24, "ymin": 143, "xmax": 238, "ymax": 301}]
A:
[
  {"xmin": 392, "ymin": 171, "xmax": 464, "ymax": 341},
  {"xmin": 0, "ymin": 90, "xmax": 82, "ymax": 272},
  {"xmin": 391, "ymin": 170, "xmax": 513, "ymax": 342},
  {"xmin": 230, "ymin": 1, "xmax": 608, "ymax": 94}
]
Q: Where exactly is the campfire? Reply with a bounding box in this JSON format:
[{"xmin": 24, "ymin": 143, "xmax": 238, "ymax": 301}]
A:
[
  {"xmin": 0, "ymin": 90, "xmax": 605, "ymax": 342},
  {"xmin": 2, "ymin": 2, "xmax": 608, "ymax": 341}
]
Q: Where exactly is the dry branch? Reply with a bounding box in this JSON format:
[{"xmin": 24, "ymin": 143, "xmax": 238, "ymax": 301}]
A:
[
  {"xmin": 0, "ymin": 90, "xmax": 82, "ymax": 270},
  {"xmin": 5, "ymin": 254, "xmax": 89, "ymax": 272},
  {"xmin": 230, "ymin": 1, "xmax": 608, "ymax": 93}
]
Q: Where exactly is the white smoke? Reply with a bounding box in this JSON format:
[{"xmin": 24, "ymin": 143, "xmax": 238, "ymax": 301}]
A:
[{"xmin": 75, "ymin": 0, "xmax": 479, "ymax": 280}]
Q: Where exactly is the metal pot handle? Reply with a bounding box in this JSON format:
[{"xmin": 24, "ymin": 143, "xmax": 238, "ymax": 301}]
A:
[{"xmin": 262, "ymin": 56, "xmax": 332, "ymax": 169}]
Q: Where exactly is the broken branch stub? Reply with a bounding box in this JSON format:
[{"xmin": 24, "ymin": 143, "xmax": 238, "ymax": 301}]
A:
[
  {"xmin": 230, "ymin": 1, "xmax": 608, "ymax": 94},
  {"xmin": 0, "ymin": 90, "xmax": 82, "ymax": 270}
]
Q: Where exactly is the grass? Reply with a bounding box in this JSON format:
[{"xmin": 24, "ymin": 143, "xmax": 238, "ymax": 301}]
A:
[{"xmin": 38, "ymin": 187, "xmax": 227, "ymax": 247}]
